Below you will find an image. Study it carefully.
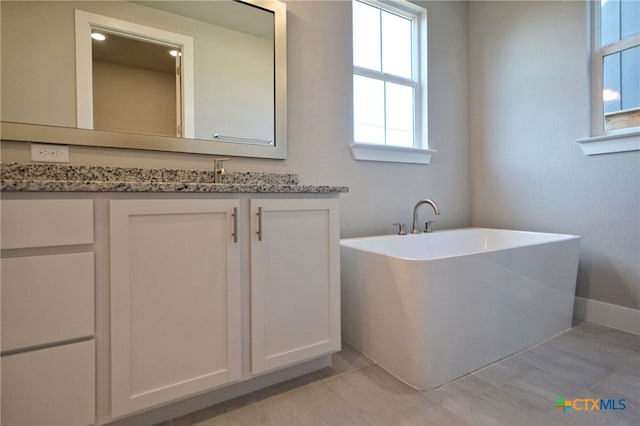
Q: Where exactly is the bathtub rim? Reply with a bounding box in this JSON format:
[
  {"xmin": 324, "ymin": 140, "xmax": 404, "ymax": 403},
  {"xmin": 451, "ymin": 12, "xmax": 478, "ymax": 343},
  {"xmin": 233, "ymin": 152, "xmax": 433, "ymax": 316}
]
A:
[{"xmin": 340, "ymin": 227, "xmax": 581, "ymax": 262}]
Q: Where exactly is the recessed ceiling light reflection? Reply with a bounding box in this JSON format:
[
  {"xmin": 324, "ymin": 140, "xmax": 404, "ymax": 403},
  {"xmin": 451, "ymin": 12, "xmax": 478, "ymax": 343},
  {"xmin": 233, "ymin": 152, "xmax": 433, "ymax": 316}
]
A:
[
  {"xmin": 169, "ymin": 50, "xmax": 182, "ymax": 57},
  {"xmin": 91, "ymin": 32, "xmax": 106, "ymax": 41}
]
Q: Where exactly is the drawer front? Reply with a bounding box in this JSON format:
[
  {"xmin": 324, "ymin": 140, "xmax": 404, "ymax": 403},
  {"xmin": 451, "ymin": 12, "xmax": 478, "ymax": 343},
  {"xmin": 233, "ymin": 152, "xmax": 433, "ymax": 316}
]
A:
[
  {"xmin": 1, "ymin": 252, "xmax": 95, "ymax": 352},
  {"xmin": 1, "ymin": 199, "xmax": 94, "ymax": 249},
  {"xmin": 1, "ymin": 340, "xmax": 95, "ymax": 426}
]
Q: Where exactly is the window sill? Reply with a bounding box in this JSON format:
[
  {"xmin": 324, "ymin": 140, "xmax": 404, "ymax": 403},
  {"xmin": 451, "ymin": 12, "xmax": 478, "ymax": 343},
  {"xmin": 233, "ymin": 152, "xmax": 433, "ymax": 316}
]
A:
[
  {"xmin": 350, "ymin": 143, "xmax": 435, "ymax": 164},
  {"xmin": 577, "ymin": 129, "xmax": 640, "ymax": 155}
]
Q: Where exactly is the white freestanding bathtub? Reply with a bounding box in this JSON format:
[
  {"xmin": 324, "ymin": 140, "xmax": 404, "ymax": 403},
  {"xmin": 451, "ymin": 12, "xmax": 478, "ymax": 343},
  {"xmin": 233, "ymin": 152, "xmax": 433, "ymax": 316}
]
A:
[{"xmin": 340, "ymin": 228, "xmax": 580, "ymax": 390}]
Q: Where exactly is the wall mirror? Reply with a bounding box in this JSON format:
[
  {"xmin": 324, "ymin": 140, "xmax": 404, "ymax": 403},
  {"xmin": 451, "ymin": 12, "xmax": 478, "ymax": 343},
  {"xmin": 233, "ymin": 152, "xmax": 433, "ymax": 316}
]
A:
[{"xmin": 0, "ymin": 0, "xmax": 287, "ymax": 159}]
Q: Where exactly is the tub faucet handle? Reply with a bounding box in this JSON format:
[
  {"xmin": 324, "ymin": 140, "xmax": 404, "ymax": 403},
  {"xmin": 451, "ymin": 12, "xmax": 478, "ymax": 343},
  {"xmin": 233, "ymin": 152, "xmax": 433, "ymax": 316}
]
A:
[
  {"xmin": 393, "ymin": 223, "xmax": 407, "ymax": 235},
  {"xmin": 424, "ymin": 220, "xmax": 436, "ymax": 233}
]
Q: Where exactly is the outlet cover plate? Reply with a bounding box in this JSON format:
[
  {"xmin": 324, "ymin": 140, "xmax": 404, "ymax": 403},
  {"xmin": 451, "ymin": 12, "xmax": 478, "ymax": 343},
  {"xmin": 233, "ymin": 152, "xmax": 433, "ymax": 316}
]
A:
[{"xmin": 31, "ymin": 143, "xmax": 70, "ymax": 163}]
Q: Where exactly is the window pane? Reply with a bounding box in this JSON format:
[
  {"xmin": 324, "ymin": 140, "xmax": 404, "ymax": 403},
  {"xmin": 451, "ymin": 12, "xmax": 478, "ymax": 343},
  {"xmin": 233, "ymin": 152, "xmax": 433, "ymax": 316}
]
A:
[
  {"xmin": 601, "ymin": 0, "xmax": 640, "ymax": 46},
  {"xmin": 353, "ymin": 1, "xmax": 381, "ymax": 71},
  {"xmin": 621, "ymin": 45, "xmax": 640, "ymax": 110},
  {"xmin": 381, "ymin": 11, "xmax": 412, "ymax": 79},
  {"xmin": 621, "ymin": 0, "xmax": 640, "ymax": 39},
  {"xmin": 603, "ymin": 46, "xmax": 640, "ymax": 131},
  {"xmin": 604, "ymin": 46, "xmax": 640, "ymax": 114},
  {"xmin": 601, "ymin": 0, "xmax": 621, "ymax": 46},
  {"xmin": 603, "ymin": 52, "xmax": 621, "ymax": 114},
  {"xmin": 354, "ymin": 75, "xmax": 385, "ymax": 144},
  {"xmin": 385, "ymin": 83, "xmax": 414, "ymax": 147}
]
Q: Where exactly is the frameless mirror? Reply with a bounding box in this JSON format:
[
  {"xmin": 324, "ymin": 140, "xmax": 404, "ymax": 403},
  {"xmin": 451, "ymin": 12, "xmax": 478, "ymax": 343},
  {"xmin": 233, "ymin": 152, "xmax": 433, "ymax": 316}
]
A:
[{"xmin": 0, "ymin": 0, "xmax": 287, "ymax": 159}]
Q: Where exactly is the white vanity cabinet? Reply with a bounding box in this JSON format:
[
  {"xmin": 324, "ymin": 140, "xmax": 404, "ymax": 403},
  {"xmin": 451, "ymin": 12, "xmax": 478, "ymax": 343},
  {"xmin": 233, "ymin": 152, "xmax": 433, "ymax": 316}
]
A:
[
  {"xmin": 1, "ymin": 199, "xmax": 96, "ymax": 426},
  {"xmin": 109, "ymin": 196, "xmax": 340, "ymax": 417},
  {"xmin": 0, "ymin": 191, "xmax": 341, "ymax": 424},
  {"xmin": 109, "ymin": 199, "xmax": 241, "ymax": 418},
  {"xmin": 250, "ymin": 198, "xmax": 341, "ymax": 374}
]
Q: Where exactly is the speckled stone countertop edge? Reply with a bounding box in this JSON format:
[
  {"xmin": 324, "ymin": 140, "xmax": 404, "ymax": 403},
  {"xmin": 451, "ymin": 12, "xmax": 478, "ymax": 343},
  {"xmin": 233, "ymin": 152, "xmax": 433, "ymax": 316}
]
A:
[
  {"xmin": 0, "ymin": 162, "xmax": 348, "ymax": 193},
  {"xmin": 0, "ymin": 162, "xmax": 301, "ymax": 185},
  {"xmin": 0, "ymin": 179, "xmax": 349, "ymax": 193}
]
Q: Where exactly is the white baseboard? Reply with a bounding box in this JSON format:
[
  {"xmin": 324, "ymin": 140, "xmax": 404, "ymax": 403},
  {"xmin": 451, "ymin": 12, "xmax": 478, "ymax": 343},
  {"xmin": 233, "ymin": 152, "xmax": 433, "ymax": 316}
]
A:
[{"xmin": 573, "ymin": 296, "xmax": 640, "ymax": 335}]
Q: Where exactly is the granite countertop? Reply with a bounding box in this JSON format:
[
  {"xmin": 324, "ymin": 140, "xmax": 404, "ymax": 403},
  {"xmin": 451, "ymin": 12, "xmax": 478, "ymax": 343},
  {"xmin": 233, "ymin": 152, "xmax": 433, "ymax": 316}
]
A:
[{"xmin": 0, "ymin": 163, "xmax": 348, "ymax": 193}]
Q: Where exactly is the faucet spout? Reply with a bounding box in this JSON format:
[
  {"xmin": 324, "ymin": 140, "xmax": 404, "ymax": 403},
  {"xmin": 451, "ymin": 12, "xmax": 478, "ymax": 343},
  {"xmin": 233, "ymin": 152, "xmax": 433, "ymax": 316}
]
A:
[
  {"xmin": 213, "ymin": 157, "xmax": 231, "ymax": 183},
  {"xmin": 412, "ymin": 199, "xmax": 440, "ymax": 234}
]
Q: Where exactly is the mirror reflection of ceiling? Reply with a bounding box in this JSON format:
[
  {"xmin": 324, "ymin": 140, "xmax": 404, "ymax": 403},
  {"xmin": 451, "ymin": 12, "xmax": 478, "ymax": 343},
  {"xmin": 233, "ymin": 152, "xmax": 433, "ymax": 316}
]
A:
[
  {"xmin": 92, "ymin": 33, "xmax": 177, "ymax": 73},
  {"xmin": 132, "ymin": 1, "xmax": 274, "ymax": 40}
]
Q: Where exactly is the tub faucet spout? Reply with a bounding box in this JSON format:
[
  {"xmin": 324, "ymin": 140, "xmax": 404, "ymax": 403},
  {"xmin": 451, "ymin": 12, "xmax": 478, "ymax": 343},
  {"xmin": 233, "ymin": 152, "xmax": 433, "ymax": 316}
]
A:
[{"xmin": 412, "ymin": 199, "xmax": 440, "ymax": 234}]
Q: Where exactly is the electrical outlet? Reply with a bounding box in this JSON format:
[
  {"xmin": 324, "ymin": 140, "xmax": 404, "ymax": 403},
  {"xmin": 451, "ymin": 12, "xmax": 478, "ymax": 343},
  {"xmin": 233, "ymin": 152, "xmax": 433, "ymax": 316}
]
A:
[{"xmin": 31, "ymin": 143, "xmax": 70, "ymax": 163}]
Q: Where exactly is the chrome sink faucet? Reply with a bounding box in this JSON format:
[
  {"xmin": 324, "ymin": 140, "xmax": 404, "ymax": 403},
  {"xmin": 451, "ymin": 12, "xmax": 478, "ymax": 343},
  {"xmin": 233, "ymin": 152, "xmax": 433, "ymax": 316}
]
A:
[
  {"xmin": 412, "ymin": 199, "xmax": 440, "ymax": 234},
  {"xmin": 213, "ymin": 157, "xmax": 230, "ymax": 183}
]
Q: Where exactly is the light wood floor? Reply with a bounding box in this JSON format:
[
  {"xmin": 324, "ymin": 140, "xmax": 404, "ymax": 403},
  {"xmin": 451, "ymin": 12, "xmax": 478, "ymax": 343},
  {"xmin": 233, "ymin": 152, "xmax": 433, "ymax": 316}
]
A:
[{"xmin": 160, "ymin": 321, "xmax": 639, "ymax": 426}]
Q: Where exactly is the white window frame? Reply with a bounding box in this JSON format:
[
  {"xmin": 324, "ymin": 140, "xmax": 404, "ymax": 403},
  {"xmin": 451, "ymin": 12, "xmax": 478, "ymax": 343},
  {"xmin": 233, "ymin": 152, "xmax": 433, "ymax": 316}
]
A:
[
  {"xmin": 577, "ymin": 0, "xmax": 640, "ymax": 155},
  {"xmin": 351, "ymin": 0, "xmax": 434, "ymax": 164}
]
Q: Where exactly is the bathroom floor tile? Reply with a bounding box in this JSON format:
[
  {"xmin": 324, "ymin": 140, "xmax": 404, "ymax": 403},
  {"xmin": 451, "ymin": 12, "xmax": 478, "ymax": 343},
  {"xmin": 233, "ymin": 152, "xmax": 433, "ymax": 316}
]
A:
[
  {"xmin": 491, "ymin": 367, "xmax": 578, "ymax": 405},
  {"xmin": 571, "ymin": 321, "xmax": 640, "ymax": 352},
  {"xmin": 180, "ymin": 403, "xmax": 264, "ymax": 426},
  {"xmin": 316, "ymin": 342, "xmax": 374, "ymax": 379},
  {"xmin": 525, "ymin": 343, "xmax": 614, "ymax": 391},
  {"xmin": 252, "ymin": 371, "xmax": 324, "ymax": 402},
  {"xmin": 546, "ymin": 327, "xmax": 639, "ymax": 371},
  {"xmin": 324, "ymin": 364, "xmax": 469, "ymax": 426},
  {"xmin": 162, "ymin": 324, "xmax": 639, "ymax": 426},
  {"xmin": 474, "ymin": 350, "xmax": 603, "ymax": 400},
  {"xmin": 171, "ymin": 394, "xmax": 258, "ymax": 426},
  {"xmin": 257, "ymin": 379, "xmax": 363, "ymax": 426},
  {"xmin": 590, "ymin": 370, "xmax": 640, "ymax": 398},
  {"xmin": 428, "ymin": 373, "xmax": 560, "ymax": 426}
]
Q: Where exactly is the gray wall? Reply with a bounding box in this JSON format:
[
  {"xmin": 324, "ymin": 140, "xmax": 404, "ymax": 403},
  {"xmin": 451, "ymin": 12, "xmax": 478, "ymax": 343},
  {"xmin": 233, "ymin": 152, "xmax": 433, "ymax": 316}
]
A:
[{"xmin": 468, "ymin": 0, "xmax": 640, "ymax": 310}]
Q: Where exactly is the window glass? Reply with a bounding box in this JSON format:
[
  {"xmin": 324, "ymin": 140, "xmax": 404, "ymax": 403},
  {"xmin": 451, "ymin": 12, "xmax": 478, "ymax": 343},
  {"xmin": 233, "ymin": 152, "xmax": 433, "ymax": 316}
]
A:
[
  {"xmin": 385, "ymin": 83, "xmax": 414, "ymax": 146},
  {"xmin": 603, "ymin": 46, "xmax": 640, "ymax": 112},
  {"xmin": 603, "ymin": 52, "xmax": 621, "ymax": 114},
  {"xmin": 353, "ymin": 1, "xmax": 381, "ymax": 71},
  {"xmin": 354, "ymin": 75, "xmax": 385, "ymax": 144},
  {"xmin": 601, "ymin": 0, "xmax": 640, "ymax": 45},
  {"xmin": 601, "ymin": 0, "xmax": 621, "ymax": 46},
  {"xmin": 602, "ymin": 46, "xmax": 640, "ymax": 130},
  {"xmin": 619, "ymin": 45, "xmax": 640, "ymax": 111},
  {"xmin": 621, "ymin": 0, "xmax": 640, "ymax": 39},
  {"xmin": 381, "ymin": 11, "xmax": 412, "ymax": 79}
]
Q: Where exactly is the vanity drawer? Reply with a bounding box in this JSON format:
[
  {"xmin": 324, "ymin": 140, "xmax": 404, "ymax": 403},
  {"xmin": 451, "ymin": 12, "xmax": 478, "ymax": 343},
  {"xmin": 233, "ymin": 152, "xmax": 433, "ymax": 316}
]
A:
[
  {"xmin": 1, "ymin": 252, "xmax": 95, "ymax": 352},
  {"xmin": 1, "ymin": 199, "xmax": 94, "ymax": 249},
  {"xmin": 1, "ymin": 339, "xmax": 95, "ymax": 426}
]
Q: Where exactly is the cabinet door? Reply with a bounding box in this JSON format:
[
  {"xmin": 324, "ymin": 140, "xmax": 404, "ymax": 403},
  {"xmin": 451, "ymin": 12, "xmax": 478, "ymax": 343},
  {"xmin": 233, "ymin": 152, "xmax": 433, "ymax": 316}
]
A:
[
  {"xmin": 250, "ymin": 198, "xmax": 340, "ymax": 374},
  {"xmin": 110, "ymin": 199, "xmax": 241, "ymax": 417}
]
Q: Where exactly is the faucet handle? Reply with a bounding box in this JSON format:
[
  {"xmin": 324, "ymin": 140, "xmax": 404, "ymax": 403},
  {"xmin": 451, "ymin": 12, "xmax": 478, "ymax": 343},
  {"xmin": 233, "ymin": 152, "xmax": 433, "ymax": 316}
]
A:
[
  {"xmin": 424, "ymin": 220, "xmax": 436, "ymax": 233},
  {"xmin": 393, "ymin": 223, "xmax": 407, "ymax": 235}
]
